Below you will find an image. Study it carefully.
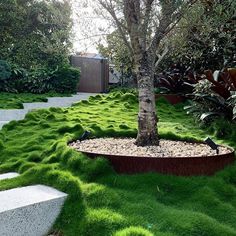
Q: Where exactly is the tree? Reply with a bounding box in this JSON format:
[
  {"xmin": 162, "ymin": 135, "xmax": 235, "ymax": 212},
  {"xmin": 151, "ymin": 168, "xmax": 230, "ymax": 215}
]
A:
[
  {"xmin": 159, "ymin": 0, "xmax": 236, "ymax": 72},
  {"xmin": 96, "ymin": 0, "xmax": 197, "ymax": 146},
  {"xmin": 97, "ymin": 30, "xmax": 133, "ymax": 76},
  {"xmin": 0, "ymin": 0, "xmax": 72, "ymax": 69}
]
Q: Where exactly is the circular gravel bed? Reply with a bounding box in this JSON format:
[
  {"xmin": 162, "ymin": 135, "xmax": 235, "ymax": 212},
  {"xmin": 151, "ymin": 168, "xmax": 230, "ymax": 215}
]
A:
[{"xmin": 70, "ymin": 138, "xmax": 232, "ymax": 158}]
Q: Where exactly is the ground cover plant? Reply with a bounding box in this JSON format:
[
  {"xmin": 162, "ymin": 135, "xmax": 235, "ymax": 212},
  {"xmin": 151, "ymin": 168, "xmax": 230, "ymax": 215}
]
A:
[
  {"xmin": 0, "ymin": 91, "xmax": 236, "ymax": 235},
  {"xmin": 0, "ymin": 92, "xmax": 71, "ymax": 109}
]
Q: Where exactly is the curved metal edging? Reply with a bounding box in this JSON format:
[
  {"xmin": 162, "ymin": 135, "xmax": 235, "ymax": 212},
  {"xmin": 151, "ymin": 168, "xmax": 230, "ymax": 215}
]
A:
[
  {"xmin": 155, "ymin": 94, "xmax": 185, "ymax": 104},
  {"xmin": 80, "ymin": 143, "xmax": 235, "ymax": 176}
]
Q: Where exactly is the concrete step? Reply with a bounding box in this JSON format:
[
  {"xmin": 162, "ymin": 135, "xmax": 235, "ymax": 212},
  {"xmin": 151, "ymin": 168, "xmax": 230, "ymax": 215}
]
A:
[
  {"xmin": 23, "ymin": 101, "xmax": 74, "ymax": 109},
  {"xmin": 0, "ymin": 172, "xmax": 20, "ymax": 181},
  {"xmin": 0, "ymin": 185, "xmax": 67, "ymax": 236},
  {"xmin": 0, "ymin": 93, "xmax": 99, "ymax": 130},
  {"xmin": 24, "ymin": 95, "xmax": 97, "ymax": 110},
  {"xmin": 47, "ymin": 94, "xmax": 97, "ymax": 104},
  {"xmin": 0, "ymin": 110, "xmax": 28, "ymax": 121},
  {"xmin": 23, "ymin": 102, "xmax": 56, "ymax": 110}
]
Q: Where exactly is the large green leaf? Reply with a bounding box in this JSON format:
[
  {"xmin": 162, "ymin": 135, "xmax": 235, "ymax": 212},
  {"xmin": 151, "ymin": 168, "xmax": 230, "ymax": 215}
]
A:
[{"xmin": 200, "ymin": 112, "xmax": 223, "ymax": 121}]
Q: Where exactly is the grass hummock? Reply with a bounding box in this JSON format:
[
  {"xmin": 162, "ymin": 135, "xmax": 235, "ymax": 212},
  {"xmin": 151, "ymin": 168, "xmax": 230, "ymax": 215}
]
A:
[{"xmin": 0, "ymin": 91, "xmax": 236, "ymax": 236}]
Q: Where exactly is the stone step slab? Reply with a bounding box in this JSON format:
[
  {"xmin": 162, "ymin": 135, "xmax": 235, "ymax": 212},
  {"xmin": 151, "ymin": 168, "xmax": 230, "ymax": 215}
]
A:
[
  {"xmin": 23, "ymin": 102, "xmax": 58, "ymax": 110},
  {"xmin": 0, "ymin": 172, "xmax": 20, "ymax": 181},
  {"xmin": 0, "ymin": 185, "xmax": 67, "ymax": 236},
  {"xmin": 0, "ymin": 93, "xmax": 99, "ymax": 130},
  {"xmin": 23, "ymin": 93, "xmax": 97, "ymax": 110},
  {"xmin": 0, "ymin": 109, "xmax": 28, "ymax": 121}
]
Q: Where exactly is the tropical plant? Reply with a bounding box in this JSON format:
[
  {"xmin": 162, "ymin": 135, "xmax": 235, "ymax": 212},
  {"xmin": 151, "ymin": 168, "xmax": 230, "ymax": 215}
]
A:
[
  {"xmin": 154, "ymin": 65, "xmax": 199, "ymax": 94},
  {"xmin": 228, "ymin": 91, "xmax": 236, "ymax": 120},
  {"xmin": 185, "ymin": 68, "xmax": 236, "ymax": 121},
  {"xmin": 204, "ymin": 68, "xmax": 236, "ymax": 98}
]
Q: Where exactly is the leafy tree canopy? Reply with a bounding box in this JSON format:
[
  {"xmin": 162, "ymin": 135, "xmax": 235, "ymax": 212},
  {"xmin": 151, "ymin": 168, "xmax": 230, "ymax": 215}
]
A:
[
  {"xmin": 97, "ymin": 30, "xmax": 132, "ymax": 73},
  {"xmin": 161, "ymin": 0, "xmax": 236, "ymax": 71},
  {"xmin": 0, "ymin": 0, "xmax": 73, "ymax": 69}
]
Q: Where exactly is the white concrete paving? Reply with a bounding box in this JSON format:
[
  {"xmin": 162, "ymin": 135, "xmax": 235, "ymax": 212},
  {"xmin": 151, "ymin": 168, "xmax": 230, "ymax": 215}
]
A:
[
  {"xmin": 0, "ymin": 93, "xmax": 98, "ymax": 129},
  {"xmin": 23, "ymin": 93, "xmax": 96, "ymax": 110},
  {"xmin": 0, "ymin": 109, "xmax": 28, "ymax": 121},
  {"xmin": 0, "ymin": 172, "xmax": 20, "ymax": 181},
  {"xmin": 0, "ymin": 185, "xmax": 67, "ymax": 236}
]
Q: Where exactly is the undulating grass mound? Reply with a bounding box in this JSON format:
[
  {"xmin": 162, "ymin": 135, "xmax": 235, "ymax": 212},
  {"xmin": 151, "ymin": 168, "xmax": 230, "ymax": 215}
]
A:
[
  {"xmin": 0, "ymin": 92, "xmax": 71, "ymax": 109},
  {"xmin": 0, "ymin": 91, "xmax": 236, "ymax": 236}
]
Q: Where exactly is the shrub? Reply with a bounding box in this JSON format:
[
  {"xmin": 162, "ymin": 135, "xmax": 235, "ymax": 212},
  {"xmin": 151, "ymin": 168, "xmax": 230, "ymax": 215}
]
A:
[
  {"xmin": 0, "ymin": 62, "xmax": 80, "ymax": 94},
  {"xmin": 185, "ymin": 68, "xmax": 236, "ymax": 122},
  {"xmin": 228, "ymin": 91, "xmax": 236, "ymax": 120},
  {"xmin": 154, "ymin": 65, "xmax": 198, "ymax": 95},
  {"xmin": 50, "ymin": 66, "xmax": 80, "ymax": 93},
  {"xmin": 9, "ymin": 64, "xmax": 28, "ymax": 92},
  {"xmin": 0, "ymin": 60, "xmax": 12, "ymax": 92},
  {"xmin": 25, "ymin": 67, "xmax": 54, "ymax": 94}
]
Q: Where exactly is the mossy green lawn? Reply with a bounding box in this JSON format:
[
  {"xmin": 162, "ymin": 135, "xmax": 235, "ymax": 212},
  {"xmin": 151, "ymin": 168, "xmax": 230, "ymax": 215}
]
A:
[
  {"xmin": 0, "ymin": 91, "xmax": 236, "ymax": 236},
  {"xmin": 0, "ymin": 92, "xmax": 71, "ymax": 109}
]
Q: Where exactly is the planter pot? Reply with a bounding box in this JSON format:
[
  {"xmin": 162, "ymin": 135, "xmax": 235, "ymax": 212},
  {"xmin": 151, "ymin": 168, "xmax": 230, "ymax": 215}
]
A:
[
  {"xmin": 81, "ymin": 145, "xmax": 235, "ymax": 176},
  {"xmin": 155, "ymin": 94, "xmax": 185, "ymax": 105}
]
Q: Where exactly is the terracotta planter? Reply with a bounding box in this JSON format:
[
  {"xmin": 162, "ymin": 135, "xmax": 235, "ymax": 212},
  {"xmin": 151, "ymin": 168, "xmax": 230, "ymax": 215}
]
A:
[
  {"xmin": 155, "ymin": 94, "xmax": 185, "ymax": 105},
  {"xmin": 82, "ymin": 145, "xmax": 235, "ymax": 176}
]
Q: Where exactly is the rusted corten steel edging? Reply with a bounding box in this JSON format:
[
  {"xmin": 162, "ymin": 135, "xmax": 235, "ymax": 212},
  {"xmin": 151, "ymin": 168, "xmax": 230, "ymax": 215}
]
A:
[
  {"xmin": 155, "ymin": 94, "xmax": 185, "ymax": 105},
  {"xmin": 82, "ymin": 145, "xmax": 235, "ymax": 176}
]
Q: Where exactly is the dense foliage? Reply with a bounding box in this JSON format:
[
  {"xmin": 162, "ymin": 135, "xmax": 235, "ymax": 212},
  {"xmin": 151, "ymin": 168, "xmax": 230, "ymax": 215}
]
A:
[
  {"xmin": 0, "ymin": 0, "xmax": 72, "ymax": 69},
  {"xmin": 0, "ymin": 61, "xmax": 80, "ymax": 94},
  {"xmin": 97, "ymin": 30, "xmax": 133, "ymax": 74},
  {"xmin": 0, "ymin": 0, "xmax": 79, "ymax": 94},
  {"xmin": 0, "ymin": 60, "xmax": 12, "ymax": 92},
  {"xmin": 160, "ymin": 0, "xmax": 236, "ymax": 72},
  {"xmin": 0, "ymin": 92, "xmax": 236, "ymax": 235},
  {"xmin": 50, "ymin": 66, "xmax": 81, "ymax": 94},
  {"xmin": 154, "ymin": 65, "xmax": 199, "ymax": 94},
  {"xmin": 185, "ymin": 68, "xmax": 236, "ymax": 122}
]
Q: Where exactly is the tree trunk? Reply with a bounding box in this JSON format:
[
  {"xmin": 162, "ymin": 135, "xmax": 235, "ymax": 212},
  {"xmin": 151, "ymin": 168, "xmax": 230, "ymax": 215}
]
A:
[{"xmin": 135, "ymin": 56, "xmax": 159, "ymax": 146}]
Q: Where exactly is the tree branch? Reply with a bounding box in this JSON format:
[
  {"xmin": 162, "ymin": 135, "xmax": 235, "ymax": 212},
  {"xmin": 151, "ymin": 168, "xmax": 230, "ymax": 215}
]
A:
[
  {"xmin": 98, "ymin": 0, "xmax": 133, "ymax": 55},
  {"xmin": 123, "ymin": 0, "xmax": 142, "ymax": 58},
  {"xmin": 148, "ymin": 0, "xmax": 198, "ymax": 55},
  {"xmin": 155, "ymin": 45, "xmax": 169, "ymax": 68}
]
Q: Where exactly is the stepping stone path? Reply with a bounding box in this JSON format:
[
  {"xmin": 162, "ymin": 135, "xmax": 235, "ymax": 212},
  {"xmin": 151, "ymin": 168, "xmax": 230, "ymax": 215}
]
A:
[
  {"xmin": 0, "ymin": 184, "xmax": 67, "ymax": 236},
  {"xmin": 0, "ymin": 93, "xmax": 97, "ymax": 129},
  {"xmin": 0, "ymin": 94, "xmax": 94, "ymax": 234},
  {"xmin": 0, "ymin": 172, "xmax": 20, "ymax": 180}
]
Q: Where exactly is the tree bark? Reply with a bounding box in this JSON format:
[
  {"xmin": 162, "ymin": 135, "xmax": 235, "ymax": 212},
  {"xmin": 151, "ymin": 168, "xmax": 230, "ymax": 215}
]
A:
[
  {"xmin": 97, "ymin": 0, "xmax": 197, "ymax": 146},
  {"xmin": 135, "ymin": 54, "xmax": 159, "ymax": 146}
]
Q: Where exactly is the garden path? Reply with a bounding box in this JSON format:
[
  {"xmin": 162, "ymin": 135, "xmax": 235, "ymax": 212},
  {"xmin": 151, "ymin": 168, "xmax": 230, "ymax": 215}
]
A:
[
  {"xmin": 0, "ymin": 93, "xmax": 97, "ymax": 129},
  {"xmin": 0, "ymin": 94, "xmax": 90, "ymax": 235}
]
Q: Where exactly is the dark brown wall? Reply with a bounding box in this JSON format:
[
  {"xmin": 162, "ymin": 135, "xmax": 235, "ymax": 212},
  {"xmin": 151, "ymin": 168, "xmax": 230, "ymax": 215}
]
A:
[{"xmin": 70, "ymin": 56, "xmax": 109, "ymax": 93}]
